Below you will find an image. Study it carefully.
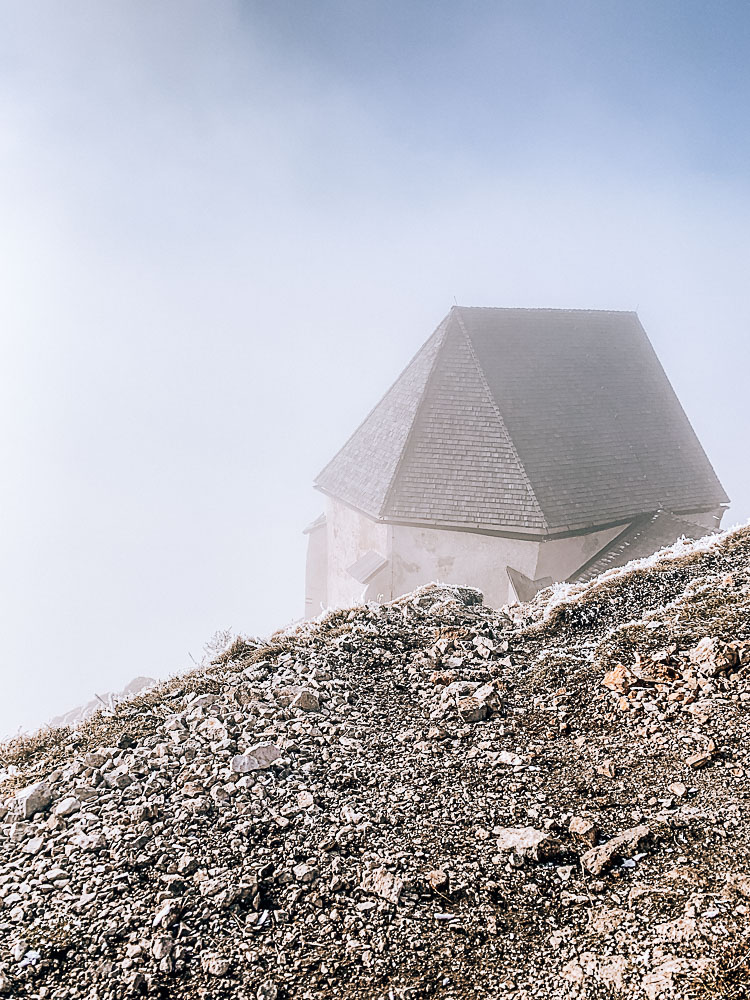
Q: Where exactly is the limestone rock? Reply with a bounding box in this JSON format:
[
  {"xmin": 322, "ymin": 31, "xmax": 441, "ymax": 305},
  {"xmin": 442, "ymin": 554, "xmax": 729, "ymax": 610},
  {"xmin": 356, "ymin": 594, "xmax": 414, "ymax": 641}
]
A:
[
  {"xmin": 690, "ymin": 637, "xmax": 738, "ymax": 676},
  {"xmin": 151, "ymin": 935, "xmax": 173, "ymax": 960},
  {"xmin": 581, "ymin": 825, "xmax": 651, "ymax": 875},
  {"xmin": 201, "ymin": 952, "xmax": 232, "ymax": 976},
  {"xmin": 53, "ymin": 795, "xmax": 80, "ymax": 817},
  {"xmin": 458, "ymin": 696, "xmax": 489, "ymax": 722},
  {"xmin": 569, "ymin": 815, "xmax": 598, "ymax": 846},
  {"xmin": 427, "ymin": 869, "xmax": 449, "ymax": 892},
  {"xmin": 290, "ymin": 689, "xmax": 320, "ymax": 712},
  {"xmin": 15, "ymin": 781, "xmax": 52, "ymax": 819},
  {"xmin": 361, "ymin": 867, "xmax": 403, "ymax": 905},
  {"xmin": 495, "ymin": 827, "xmax": 562, "ymax": 860},
  {"xmin": 230, "ymin": 743, "xmax": 282, "ymax": 773}
]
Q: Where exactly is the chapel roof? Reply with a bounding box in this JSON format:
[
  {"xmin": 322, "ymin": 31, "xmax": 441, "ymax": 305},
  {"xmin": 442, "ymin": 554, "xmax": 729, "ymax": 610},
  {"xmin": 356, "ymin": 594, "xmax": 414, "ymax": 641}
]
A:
[{"xmin": 315, "ymin": 307, "xmax": 728, "ymax": 535}]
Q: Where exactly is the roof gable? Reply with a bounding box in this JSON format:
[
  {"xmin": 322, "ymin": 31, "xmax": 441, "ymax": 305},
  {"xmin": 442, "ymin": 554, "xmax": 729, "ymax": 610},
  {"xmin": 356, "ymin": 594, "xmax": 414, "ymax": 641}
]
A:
[{"xmin": 384, "ymin": 314, "xmax": 546, "ymax": 530}]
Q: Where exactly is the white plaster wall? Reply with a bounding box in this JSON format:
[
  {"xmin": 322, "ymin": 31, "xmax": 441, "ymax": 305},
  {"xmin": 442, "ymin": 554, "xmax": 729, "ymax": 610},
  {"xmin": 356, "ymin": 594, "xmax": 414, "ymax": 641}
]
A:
[
  {"xmin": 390, "ymin": 524, "xmax": 540, "ymax": 608},
  {"xmin": 677, "ymin": 507, "xmax": 726, "ymax": 532},
  {"xmin": 318, "ymin": 503, "xmax": 684, "ymax": 615},
  {"xmin": 326, "ymin": 499, "xmax": 392, "ymax": 608},
  {"xmin": 534, "ymin": 523, "xmax": 627, "ymax": 582},
  {"xmin": 303, "ymin": 523, "xmax": 328, "ymax": 619}
]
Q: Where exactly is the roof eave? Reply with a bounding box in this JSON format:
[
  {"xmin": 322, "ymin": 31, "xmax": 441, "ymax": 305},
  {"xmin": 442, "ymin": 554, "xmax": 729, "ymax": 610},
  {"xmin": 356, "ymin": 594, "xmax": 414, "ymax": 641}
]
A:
[{"xmin": 315, "ymin": 487, "xmax": 649, "ymax": 541}]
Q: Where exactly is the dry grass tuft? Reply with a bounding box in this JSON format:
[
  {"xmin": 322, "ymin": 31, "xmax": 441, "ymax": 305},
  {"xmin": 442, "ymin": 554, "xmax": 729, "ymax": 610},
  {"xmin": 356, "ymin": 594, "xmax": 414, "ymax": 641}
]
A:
[
  {"xmin": 690, "ymin": 937, "xmax": 750, "ymax": 1000},
  {"xmin": 0, "ymin": 724, "xmax": 73, "ymax": 774}
]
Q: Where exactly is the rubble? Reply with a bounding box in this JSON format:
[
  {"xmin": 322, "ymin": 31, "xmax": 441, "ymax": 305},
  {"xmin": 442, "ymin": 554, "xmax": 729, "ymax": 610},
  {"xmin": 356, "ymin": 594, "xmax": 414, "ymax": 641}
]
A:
[{"xmin": 1, "ymin": 524, "xmax": 750, "ymax": 998}]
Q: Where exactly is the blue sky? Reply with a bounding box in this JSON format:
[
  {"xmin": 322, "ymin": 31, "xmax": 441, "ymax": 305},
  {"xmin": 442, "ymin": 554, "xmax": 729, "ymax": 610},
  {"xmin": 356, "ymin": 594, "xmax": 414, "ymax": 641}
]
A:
[
  {"xmin": 248, "ymin": 0, "xmax": 750, "ymax": 173},
  {"xmin": 1, "ymin": 1, "xmax": 748, "ymax": 736}
]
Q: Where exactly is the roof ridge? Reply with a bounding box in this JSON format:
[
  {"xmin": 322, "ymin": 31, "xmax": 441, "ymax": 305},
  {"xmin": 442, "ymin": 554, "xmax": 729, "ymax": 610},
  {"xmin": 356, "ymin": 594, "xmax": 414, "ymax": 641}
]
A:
[
  {"xmin": 454, "ymin": 305, "xmax": 638, "ymax": 315},
  {"xmin": 454, "ymin": 309, "xmax": 549, "ymax": 532},
  {"xmin": 380, "ymin": 313, "xmax": 453, "ymax": 516}
]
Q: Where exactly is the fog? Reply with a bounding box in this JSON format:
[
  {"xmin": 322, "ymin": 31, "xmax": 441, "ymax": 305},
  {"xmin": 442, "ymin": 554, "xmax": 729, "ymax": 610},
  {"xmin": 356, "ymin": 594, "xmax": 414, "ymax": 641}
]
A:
[{"xmin": 2, "ymin": 0, "xmax": 749, "ymax": 737}]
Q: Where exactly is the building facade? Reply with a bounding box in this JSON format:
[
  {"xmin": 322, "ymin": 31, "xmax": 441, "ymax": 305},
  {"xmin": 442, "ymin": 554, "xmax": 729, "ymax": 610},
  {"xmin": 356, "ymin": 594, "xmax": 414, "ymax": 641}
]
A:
[{"xmin": 305, "ymin": 307, "xmax": 728, "ymax": 617}]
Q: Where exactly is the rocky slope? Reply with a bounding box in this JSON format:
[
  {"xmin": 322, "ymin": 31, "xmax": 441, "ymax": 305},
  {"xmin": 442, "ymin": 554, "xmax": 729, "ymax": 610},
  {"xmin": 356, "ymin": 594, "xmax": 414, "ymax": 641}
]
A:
[{"xmin": 2, "ymin": 525, "xmax": 750, "ymax": 1000}]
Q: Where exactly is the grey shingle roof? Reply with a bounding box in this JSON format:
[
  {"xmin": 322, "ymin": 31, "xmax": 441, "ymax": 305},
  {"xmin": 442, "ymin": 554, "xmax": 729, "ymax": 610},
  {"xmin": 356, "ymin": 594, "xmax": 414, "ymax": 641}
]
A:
[
  {"xmin": 315, "ymin": 307, "xmax": 728, "ymax": 534},
  {"xmin": 383, "ymin": 315, "xmax": 545, "ymax": 530}
]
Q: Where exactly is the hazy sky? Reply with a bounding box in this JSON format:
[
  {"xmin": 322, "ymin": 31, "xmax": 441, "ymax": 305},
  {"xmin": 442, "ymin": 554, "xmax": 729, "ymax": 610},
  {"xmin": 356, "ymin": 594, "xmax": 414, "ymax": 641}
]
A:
[{"xmin": 2, "ymin": 0, "xmax": 749, "ymax": 737}]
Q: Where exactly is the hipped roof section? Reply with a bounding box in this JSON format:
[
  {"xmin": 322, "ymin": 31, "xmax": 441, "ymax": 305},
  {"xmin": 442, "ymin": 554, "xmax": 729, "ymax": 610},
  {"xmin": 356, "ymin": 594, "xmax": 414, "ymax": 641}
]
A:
[{"xmin": 315, "ymin": 307, "xmax": 728, "ymax": 536}]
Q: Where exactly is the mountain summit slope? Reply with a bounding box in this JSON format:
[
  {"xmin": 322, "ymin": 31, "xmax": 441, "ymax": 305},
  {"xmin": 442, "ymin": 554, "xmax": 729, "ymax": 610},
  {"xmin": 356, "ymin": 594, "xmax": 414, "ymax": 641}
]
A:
[{"xmin": 2, "ymin": 525, "xmax": 750, "ymax": 1000}]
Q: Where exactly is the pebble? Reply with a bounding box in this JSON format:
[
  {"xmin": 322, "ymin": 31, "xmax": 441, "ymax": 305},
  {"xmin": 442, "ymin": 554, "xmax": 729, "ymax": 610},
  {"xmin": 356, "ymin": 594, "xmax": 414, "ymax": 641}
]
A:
[
  {"xmin": 569, "ymin": 816, "xmax": 598, "ymax": 846},
  {"xmin": 201, "ymin": 952, "xmax": 232, "ymax": 976},
  {"xmin": 230, "ymin": 743, "xmax": 282, "ymax": 773},
  {"xmin": 53, "ymin": 796, "xmax": 80, "ymax": 817}
]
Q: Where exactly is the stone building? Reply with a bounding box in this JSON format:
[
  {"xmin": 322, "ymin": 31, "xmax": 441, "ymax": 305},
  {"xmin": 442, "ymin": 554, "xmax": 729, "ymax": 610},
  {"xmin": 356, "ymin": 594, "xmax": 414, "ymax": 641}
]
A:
[{"xmin": 304, "ymin": 307, "xmax": 728, "ymax": 616}]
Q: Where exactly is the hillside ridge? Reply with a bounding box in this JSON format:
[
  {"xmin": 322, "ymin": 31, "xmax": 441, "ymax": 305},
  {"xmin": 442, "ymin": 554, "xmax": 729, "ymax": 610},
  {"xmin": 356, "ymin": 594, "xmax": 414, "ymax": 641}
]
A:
[{"xmin": 2, "ymin": 525, "xmax": 750, "ymax": 999}]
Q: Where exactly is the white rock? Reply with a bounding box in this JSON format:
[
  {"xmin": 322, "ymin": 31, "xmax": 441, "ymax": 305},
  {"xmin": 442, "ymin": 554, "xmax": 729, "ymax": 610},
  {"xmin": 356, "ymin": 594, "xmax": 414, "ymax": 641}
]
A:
[
  {"xmin": 569, "ymin": 815, "xmax": 598, "ymax": 846},
  {"xmin": 495, "ymin": 827, "xmax": 562, "ymax": 860},
  {"xmin": 581, "ymin": 825, "xmax": 651, "ymax": 875},
  {"xmin": 54, "ymin": 796, "xmax": 80, "ymax": 817},
  {"xmin": 151, "ymin": 935, "xmax": 173, "ymax": 960},
  {"xmin": 22, "ymin": 836, "xmax": 44, "ymax": 856},
  {"xmin": 690, "ymin": 637, "xmax": 738, "ymax": 675},
  {"xmin": 231, "ymin": 743, "xmax": 282, "ymax": 773},
  {"xmin": 152, "ymin": 899, "xmax": 179, "ymax": 928},
  {"xmin": 458, "ymin": 696, "xmax": 489, "ymax": 722},
  {"xmin": 341, "ymin": 804, "xmax": 364, "ymax": 825},
  {"xmin": 250, "ymin": 743, "xmax": 283, "ymax": 767},
  {"xmin": 440, "ymin": 681, "xmax": 479, "ymax": 705},
  {"xmin": 361, "ymin": 867, "xmax": 403, "ymax": 905},
  {"xmin": 201, "ymin": 952, "xmax": 232, "ymax": 976},
  {"xmin": 293, "ymin": 862, "xmax": 318, "ymax": 883},
  {"xmin": 473, "ymin": 682, "xmax": 495, "ymax": 703},
  {"xmin": 15, "ymin": 781, "xmax": 52, "ymax": 819}
]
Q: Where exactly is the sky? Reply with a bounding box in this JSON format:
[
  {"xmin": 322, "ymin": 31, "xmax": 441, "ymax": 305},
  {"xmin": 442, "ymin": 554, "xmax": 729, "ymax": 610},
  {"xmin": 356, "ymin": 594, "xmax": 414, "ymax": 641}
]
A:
[{"xmin": 1, "ymin": 0, "xmax": 749, "ymax": 737}]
